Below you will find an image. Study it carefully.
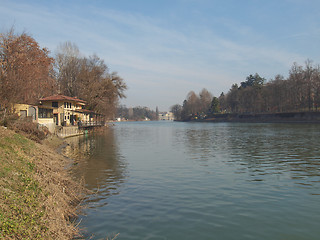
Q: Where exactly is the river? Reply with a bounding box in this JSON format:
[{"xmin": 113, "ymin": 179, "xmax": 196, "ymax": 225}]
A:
[{"xmin": 66, "ymin": 121, "xmax": 320, "ymax": 240}]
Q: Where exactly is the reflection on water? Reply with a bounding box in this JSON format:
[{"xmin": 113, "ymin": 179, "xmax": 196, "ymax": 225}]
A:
[
  {"xmin": 225, "ymin": 124, "xmax": 320, "ymax": 184},
  {"xmin": 181, "ymin": 123, "xmax": 320, "ymax": 184},
  {"xmin": 65, "ymin": 128, "xmax": 127, "ymax": 208},
  {"xmin": 67, "ymin": 122, "xmax": 320, "ymax": 240}
]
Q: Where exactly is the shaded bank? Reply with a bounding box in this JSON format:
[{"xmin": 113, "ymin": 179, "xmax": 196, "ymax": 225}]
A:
[
  {"xmin": 0, "ymin": 127, "xmax": 84, "ymax": 239},
  {"xmin": 184, "ymin": 111, "xmax": 320, "ymax": 123}
]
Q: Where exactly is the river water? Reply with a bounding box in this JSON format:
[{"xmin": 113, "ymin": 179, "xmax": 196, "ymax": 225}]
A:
[{"xmin": 66, "ymin": 121, "xmax": 320, "ymax": 240}]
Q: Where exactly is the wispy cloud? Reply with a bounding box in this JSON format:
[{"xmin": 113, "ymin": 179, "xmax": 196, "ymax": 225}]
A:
[{"xmin": 0, "ymin": 0, "xmax": 317, "ymax": 110}]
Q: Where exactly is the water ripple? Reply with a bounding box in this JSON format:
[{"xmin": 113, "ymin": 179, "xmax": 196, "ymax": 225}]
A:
[{"xmin": 71, "ymin": 122, "xmax": 320, "ymax": 239}]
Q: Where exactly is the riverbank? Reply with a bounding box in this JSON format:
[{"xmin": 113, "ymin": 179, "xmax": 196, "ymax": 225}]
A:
[
  {"xmin": 186, "ymin": 111, "xmax": 320, "ymax": 123},
  {"xmin": 0, "ymin": 126, "xmax": 84, "ymax": 239}
]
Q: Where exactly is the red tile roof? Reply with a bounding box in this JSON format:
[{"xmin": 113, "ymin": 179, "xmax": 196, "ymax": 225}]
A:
[{"xmin": 39, "ymin": 95, "xmax": 86, "ymax": 104}]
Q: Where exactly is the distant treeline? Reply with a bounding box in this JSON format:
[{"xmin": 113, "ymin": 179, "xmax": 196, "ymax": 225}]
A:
[
  {"xmin": 0, "ymin": 28, "xmax": 127, "ymax": 118},
  {"xmin": 171, "ymin": 60, "xmax": 320, "ymax": 121},
  {"xmin": 117, "ymin": 105, "xmax": 158, "ymax": 121}
]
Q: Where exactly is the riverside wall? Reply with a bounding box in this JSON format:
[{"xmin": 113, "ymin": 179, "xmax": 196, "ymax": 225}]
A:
[{"xmin": 197, "ymin": 111, "xmax": 320, "ymax": 123}]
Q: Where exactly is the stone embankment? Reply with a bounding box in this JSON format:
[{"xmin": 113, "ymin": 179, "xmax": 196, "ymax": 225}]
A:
[{"xmin": 198, "ymin": 111, "xmax": 320, "ymax": 123}]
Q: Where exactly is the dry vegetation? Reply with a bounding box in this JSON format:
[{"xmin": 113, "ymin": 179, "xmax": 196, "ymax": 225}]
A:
[
  {"xmin": 172, "ymin": 61, "xmax": 320, "ymax": 121},
  {"xmin": 0, "ymin": 126, "xmax": 84, "ymax": 239},
  {"xmin": 1, "ymin": 30, "xmax": 127, "ymax": 119}
]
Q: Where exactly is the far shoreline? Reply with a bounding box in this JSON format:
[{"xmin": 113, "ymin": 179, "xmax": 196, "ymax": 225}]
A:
[{"xmin": 179, "ymin": 111, "xmax": 320, "ymax": 124}]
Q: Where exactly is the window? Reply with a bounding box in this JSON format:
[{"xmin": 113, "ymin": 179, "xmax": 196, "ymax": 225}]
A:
[
  {"xmin": 20, "ymin": 110, "xmax": 27, "ymax": 118},
  {"xmin": 64, "ymin": 102, "xmax": 72, "ymax": 108},
  {"xmin": 38, "ymin": 108, "xmax": 53, "ymax": 118},
  {"xmin": 52, "ymin": 102, "xmax": 58, "ymax": 108}
]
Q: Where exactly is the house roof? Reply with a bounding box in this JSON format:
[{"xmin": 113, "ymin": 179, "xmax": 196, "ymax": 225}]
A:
[{"xmin": 39, "ymin": 95, "xmax": 86, "ymax": 104}]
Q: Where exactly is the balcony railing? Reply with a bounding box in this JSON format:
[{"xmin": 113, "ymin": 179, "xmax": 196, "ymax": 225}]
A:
[{"xmin": 78, "ymin": 121, "xmax": 105, "ymax": 128}]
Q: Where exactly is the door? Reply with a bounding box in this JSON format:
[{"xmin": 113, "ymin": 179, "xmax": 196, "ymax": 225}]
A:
[
  {"xmin": 60, "ymin": 113, "xmax": 64, "ymax": 126},
  {"xmin": 54, "ymin": 114, "xmax": 58, "ymax": 125},
  {"xmin": 28, "ymin": 107, "xmax": 36, "ymax": 121},
  {"xmin": 70, "ymin": 115, "xmax": 74, "ymax": 125}
]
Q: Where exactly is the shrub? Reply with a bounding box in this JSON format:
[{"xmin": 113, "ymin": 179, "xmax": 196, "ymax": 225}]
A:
[
  {"xmin": 11, "ymin": 120, "xmax": 48, "ymax": 143},
  {"xmin": 0, "ymin": 112, "xmax": 19, "ymax": 127}
]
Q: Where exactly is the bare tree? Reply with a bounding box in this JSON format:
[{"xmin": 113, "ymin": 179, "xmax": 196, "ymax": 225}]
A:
[
  {"xmin": 0, "ymin": 29, "xmax": 56, "ymax": 108},
  {"xmin": 170, "ymin": 104, "xmax": 182, "ymax": 120},
  {"xmin": 55, "ymin": 42, "xmax": 82, "ymax": 96},
  {"xmin": 226, "ymin": 84, "xmax": 240, "ymax": 113},
  {"xmin": 199, "ymin": 88, "xmax": 213, "ymax": 114},
  {"xmin": 55, "ymin": 43, "xmax": 127, "ymax": 118},
  {"xmin": 304, "ymin": 59, "xmax": 315, "ymax": 111},
  {"xmin": 185, "ymin": 91, "xmax": 200, "ymax": 115}
]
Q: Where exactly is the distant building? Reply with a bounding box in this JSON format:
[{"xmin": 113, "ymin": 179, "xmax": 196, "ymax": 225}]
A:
[{"xmin": 159, "ymin": 112, "xmax": 174, "ymax": 121}]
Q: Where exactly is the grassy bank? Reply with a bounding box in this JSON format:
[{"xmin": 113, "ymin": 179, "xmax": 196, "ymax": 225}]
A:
[{"xmin": 0, "ymin": 126, "xmax": 83, "ymax": 239}]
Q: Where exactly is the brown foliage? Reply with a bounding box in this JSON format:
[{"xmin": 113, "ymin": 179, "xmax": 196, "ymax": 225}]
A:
[
  {"xmin": 221, "ymin": 60, "xmax": 320, "ymax": 114},
  {"xmin": 10, "ymin": 119, "xmax": 48, "ymax": 143},
  {"xmin": 176, "ymin": 60, "xmax": 320, "ymax": 120},
  {"xmin": 0, "ymin": 31, "xmax": 127, "ymax": 119},
  {"xmin": 55, "ymin": 44, "xmax": 127, "ymax": 118},
  {"xmin": 0, "ymin": 29, "xmax": 56, "ymax": 107}
]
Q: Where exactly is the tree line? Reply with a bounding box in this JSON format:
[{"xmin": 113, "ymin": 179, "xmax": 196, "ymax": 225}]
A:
[
  {"xmin": 0, "ymin": 29, "xmax": 127, "ymax": 118},
  {"xmin": 171, "ymin": 60, "xmax": 320, "ymax": 120},
  {"xmin": 117, "ymin": 105, "xmax": 158, "ymax": 121}
]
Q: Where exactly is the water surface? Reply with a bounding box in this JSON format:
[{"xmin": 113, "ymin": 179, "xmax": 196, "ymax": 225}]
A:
[{"xmin": 67, "ymin": 122, "xmax": 320, "ymax": 240}]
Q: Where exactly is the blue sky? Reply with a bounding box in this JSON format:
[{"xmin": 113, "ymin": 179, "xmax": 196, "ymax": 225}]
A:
[{"xmin": 1, "ymin": 0, "xmax": 320, "ymax": 111}]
